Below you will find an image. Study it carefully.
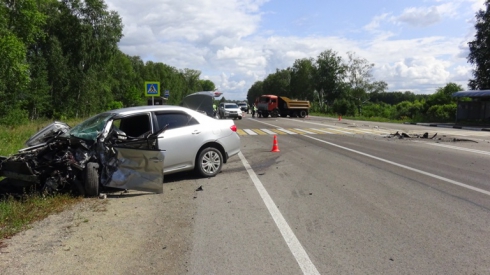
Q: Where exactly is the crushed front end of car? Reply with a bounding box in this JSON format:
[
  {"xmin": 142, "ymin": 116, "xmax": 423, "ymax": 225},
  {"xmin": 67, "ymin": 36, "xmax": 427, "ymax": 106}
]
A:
[{"xmin": 0, "ymin": 114, "xmax": 164, "ymax": 196}]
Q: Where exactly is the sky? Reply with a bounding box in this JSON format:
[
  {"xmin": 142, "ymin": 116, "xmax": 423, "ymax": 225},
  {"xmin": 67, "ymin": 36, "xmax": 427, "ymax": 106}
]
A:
[{"xmin": 105, "ymin": 0, "xmax": 486, "ymax": 100}]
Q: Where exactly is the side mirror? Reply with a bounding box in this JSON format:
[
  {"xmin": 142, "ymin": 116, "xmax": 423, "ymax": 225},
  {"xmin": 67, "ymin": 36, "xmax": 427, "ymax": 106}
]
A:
[{"xmin": 115, "ymin": 128, "xmax": 127, "ymax": 140}]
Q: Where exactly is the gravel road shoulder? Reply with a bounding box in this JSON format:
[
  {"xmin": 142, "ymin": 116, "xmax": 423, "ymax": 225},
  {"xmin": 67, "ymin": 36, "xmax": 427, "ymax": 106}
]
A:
[{"xmin": 0, "ymin": 180, "xmax": 198, "ymax": 275}]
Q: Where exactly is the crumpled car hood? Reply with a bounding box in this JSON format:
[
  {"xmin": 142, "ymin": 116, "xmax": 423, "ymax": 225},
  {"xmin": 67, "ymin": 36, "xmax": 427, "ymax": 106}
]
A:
[
  {"xmin": 24, "ymin": 121, "xmax": 71, "ymax": 147},
  {"xmin": 0, "ymin": 117, "xmax": 164, "ymax": 195}
]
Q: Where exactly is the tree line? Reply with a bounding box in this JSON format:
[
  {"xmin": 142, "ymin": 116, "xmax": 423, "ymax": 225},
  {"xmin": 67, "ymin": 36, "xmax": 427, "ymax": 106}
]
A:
[
  {"xmin": 0, "ymin": 0, "xmax": 215, "ymax": 126},
  {"xmin": 3, "ymin": 0, "xmax": 489, "ymax": 126},
  {"xmin": 246, "ymin": 49, "xmax": 466, "ymax": 122}
]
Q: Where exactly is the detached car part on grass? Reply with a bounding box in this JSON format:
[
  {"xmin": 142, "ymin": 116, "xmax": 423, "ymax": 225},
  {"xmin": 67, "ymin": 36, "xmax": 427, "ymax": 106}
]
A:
[{"xmin": 0, "ymin": 106, "xmax": 240, "ymax": 197}]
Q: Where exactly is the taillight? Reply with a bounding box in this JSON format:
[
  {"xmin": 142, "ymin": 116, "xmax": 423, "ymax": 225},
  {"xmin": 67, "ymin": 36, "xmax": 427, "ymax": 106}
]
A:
[{"xmin": 230, "ymin": 125, "xmax": 237, "ymax": 132}]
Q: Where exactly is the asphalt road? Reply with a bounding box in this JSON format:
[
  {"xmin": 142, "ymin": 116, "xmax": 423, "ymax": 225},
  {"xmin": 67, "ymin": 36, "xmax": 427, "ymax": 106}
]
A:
[
  {"xmin": 188, "ymin": 115, "xmax": 490, "ymax": 274},
  {"xmin": 2, "ymin": 115, "xmax": 490, "ymax": 275}
]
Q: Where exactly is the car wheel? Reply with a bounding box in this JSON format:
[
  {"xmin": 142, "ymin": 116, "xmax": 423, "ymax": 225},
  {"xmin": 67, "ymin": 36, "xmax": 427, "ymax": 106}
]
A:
[
  {"xmin": 196, "ymin": 147, "xmax": 223, "ymax": 177},
  {"xmin": 299, "ymin": 110, "xmax": 307, "ymax": 118},
  {"xmin": 84, "ymin": 162, "xmax": 99, "ymax": 197},
  {"xmin": 239, "ymin": 117, "xmax": 242, "ymax": 120}
]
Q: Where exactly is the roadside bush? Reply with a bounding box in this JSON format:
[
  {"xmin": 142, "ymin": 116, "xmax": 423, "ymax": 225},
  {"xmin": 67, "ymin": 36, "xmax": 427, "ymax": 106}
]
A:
[
  {"xmin": 426, "ymin": 103, "xmax": 457, "ymax": 121},
  {"xmin": 0, "ymin": 107, "xmax": 29, "ymax": 127},
  {"xmin": 362, "ymin": 102, "xmax": 392, "ymax": 118},
  {"xmin": 332, "ymin": 99, "xmax": 355, "ymax": 116},
  {"xmin": 107, "ymin": 101, "xmax": 123, "ymax": 110}
]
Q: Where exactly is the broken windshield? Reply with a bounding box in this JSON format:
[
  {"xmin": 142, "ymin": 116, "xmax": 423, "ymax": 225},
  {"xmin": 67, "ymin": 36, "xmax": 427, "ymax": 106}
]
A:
[{"xmin": 66, "ymin": 113, "xmax": 114, "ymax": 141}]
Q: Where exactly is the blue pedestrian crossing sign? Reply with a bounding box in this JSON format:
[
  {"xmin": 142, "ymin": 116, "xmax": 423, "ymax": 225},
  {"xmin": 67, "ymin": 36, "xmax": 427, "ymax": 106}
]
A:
[{"xmin": 145, "ymin": 81, "xmax": 160, "ymax": 97}]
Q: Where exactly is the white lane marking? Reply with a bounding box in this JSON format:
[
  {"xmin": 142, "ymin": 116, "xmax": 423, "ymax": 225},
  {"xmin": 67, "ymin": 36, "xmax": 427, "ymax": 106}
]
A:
[
  {"xmin": 294, "ymin": 128, "xmax": 316, "ymax": 134},
  {"xmin": 303, "ymin": 135, "xmax": 490, "ymax": 197},
  {"xmin": 323, "ymin": 128, "xmax": 355, "ymax": 134},
  {"xmin": 278, "ymin": 128, "xmax": 297, "ymax": 134},
  {"xmin": 261, "ymin": 128, "xmax": 277, "ymax": 135},
  {"xmin": 244, "ymin": 129, "xmax": 258, "ymax": 135},
  {"xmin": 311, "ymin": 128, "xmax": 334, "ymax": 134},
  {"xmin": 344, "ymin": 128, "xmax": 379, "ymax": 134},
  {"xmin": 238, "ymin": 152, "xmax": 320, "ymax": 275},
  {"xmin": 250, "ymin": 119, "xmax": 279, "ymax": 128},
  {"xmin": 414, "ymin": 141, "xmax": 490, "ymax": 156},
  {"xmin": 285, "ymin": 118, "xmax": 392, "ymax": 134},
  {"xmin": 251, "ymin": 119, "xmax": 295, "ymax": 135}
]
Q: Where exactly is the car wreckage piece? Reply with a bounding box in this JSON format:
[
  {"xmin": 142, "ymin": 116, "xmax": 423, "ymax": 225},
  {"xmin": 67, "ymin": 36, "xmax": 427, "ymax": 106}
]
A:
[{"xmin": 0, "ymin": 115, "xmax": 164, "ymax": 197}]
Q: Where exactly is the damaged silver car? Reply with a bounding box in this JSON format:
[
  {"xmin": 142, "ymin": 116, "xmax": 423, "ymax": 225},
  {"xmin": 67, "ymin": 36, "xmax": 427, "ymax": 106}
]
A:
[{"xmin": 0, "ymin": 105, "xmax": 241, "ymax": 197}]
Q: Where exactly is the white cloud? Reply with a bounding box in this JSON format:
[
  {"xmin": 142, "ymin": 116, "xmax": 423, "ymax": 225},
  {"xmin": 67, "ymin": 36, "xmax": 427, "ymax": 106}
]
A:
[
  {"xmin": 104, "ymin": 0, "xmax": 484, "ymax": 99},
  {"xmin": 453, "ymin": 65, "xmax": 473, "ymax": 82},
  {"xmin": 468, "ymin": 0, "xmax": 486, "ymax": 12},
  {"xmin": 397, "ymin": 6, "xmax": 442, "ymax": 27},
  {"xmin": 363, "ymin": 13, "xmax": 392, "ymax": 32}
]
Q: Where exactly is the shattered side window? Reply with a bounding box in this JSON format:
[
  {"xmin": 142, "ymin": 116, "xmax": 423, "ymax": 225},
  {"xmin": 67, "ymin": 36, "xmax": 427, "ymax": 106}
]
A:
[
  {"xmin": 118, "ymin": 114, "xmax": 152, "ymax": 138},
  {"xmin": 67, "ymin": 113, "xmax": 114, "ymax": 141}
]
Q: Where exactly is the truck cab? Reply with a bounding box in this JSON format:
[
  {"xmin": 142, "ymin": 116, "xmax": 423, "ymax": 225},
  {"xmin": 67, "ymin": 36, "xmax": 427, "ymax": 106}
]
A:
[{"xmin": 256, "ymin": 95, "xmax": 309, "ymax": 118}]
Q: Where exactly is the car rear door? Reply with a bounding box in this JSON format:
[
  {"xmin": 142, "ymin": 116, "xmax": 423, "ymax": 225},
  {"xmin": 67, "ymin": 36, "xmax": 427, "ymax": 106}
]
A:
[{"xmin": 153, "ymin": 111, "xmax": 203, "ymax": 174}]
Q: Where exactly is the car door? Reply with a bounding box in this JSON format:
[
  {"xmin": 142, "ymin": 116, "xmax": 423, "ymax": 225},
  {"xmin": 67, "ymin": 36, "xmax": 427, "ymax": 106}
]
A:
[
  {"xmin": 153, "ymin": 111, "xmax": 203, "ymax": 174},
  {"xmin": 101, "ymin": 114, "xmax": 164, "ymax": 194}
]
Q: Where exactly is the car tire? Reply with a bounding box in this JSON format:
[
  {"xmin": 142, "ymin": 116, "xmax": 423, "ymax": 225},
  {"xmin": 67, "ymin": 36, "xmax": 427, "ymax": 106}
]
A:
[
  {"xmin": 84, "ymin": 162, "xmax": 99, "ymax": 197},
  {"xmin": 299, "ymin": 110, "xmax": 307, "ymax": 118},
  {"xmin": 196, "ymin": 147, "xmax": 223, "ymax": 177},
  {"xmin": 239, "ymin": 117, "xmax": 242, "ymax": 120}
]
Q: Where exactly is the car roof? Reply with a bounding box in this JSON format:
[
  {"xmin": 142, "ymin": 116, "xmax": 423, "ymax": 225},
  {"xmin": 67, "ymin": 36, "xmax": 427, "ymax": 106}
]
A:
[{"xmin": 104, "ymin": 105, "xmax": 193, "ymax": 116}]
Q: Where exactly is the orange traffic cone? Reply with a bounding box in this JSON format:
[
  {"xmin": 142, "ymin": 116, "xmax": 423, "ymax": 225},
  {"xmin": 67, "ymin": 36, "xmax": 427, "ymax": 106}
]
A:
[{"xmin": 271, "ymin": 135, "xmax": 280, "ymax": 152}]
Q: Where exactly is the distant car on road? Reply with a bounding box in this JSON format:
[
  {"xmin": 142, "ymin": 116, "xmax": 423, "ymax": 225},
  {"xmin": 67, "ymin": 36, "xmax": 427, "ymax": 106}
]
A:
[
  {"xmin": 0, "ymin": 105, "xmax": 241, "ymax": 197},
  {"xmin": 237, "ymin": 102, "xmax": 249, "ymax": 114},
  {"xmin": 219, "ymin": 103, "xmax": 243, "ymax": 120}
]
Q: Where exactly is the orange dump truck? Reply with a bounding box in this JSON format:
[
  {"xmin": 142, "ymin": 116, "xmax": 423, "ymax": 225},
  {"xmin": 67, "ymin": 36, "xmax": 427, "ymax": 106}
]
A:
[{"xmin": 255, "ymin": 95, "xmax": 310, "ymax": 118}]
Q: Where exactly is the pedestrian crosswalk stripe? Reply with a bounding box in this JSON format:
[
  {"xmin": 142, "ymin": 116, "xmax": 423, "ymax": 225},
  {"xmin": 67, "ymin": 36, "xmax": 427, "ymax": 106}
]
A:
[
  {"xmin": 261, "ymin": 129, "xmax": 276, "ymax": 135},
  {"xmin": 236, "ymin": 128, "xmax": 385, "ymax": 136},
  {"xmin": 270, "ymin": 129, "xmax": 288, "ymax": 135},
  {"xmin": 321, "ymin": 127, "xmax": 355, "ymax": 134},
  {"xmin": 286, "ymin": 128, "xmax": 307, "ymax": 134},
  {"xmin": 244, "ymin": 129, "xmax": 258, "ymax": 135},
  {"xmin": 236, "ymin": 129, "xmax": 247, "ymax": 135},
  {"xmin": 294, "ymin": 128, "xmax": 316, "ymax": 134},
  {"xmin": 346, "ymin": 128, "xmax": 379, "ymax": 134},
  {"xmin": 310, "ymin": 128, "xmax": 334, "ymax": 134},
  {"xmin": 253, "ymin": 129, "xmax": 269, "ymax": 135},
  {"xmin": 236, "ymin": 127, "xmax": 490, "ymax": 137},
  {"xmin": 277, "ymin": 128, "xmax": 297, "ymax": 134},
  {"xmin": 373, "ymin": 129, "xmax": 391, "ymax": 134}
]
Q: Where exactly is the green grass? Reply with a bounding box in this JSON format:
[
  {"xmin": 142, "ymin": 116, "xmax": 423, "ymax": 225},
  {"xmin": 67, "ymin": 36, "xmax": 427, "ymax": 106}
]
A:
[
  {"xmin": 309, "ymin": 112, "xmax": 409, "ymax": 124},
  {"xmin": 0, "ymin": 193, "xmax": 84, "ymax": 239},
  {"xmin": 0, "ymin": 118, "xmax": 85, "ymax": 157},
  {"xmin": 0, "ymin": 118, "xmax": 87, "ymax": 241}
]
